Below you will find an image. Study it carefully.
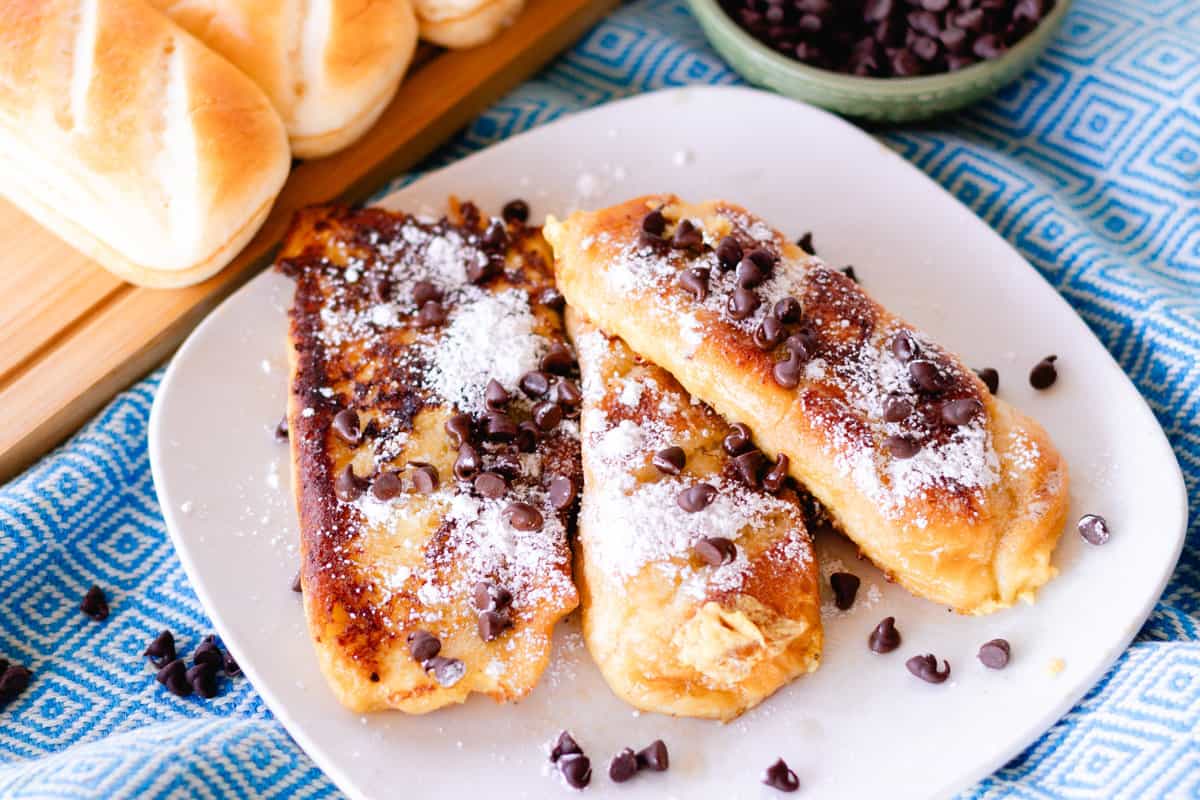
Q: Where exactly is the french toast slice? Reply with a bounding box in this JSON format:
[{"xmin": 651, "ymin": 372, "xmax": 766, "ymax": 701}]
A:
[
  {"xmin": 546, "ymin": 196, "xmax": 1069, "ymax": 615},
  {"xmin": 279, "ymin": 201, "xmax": 580, "ymax": 713},
  {"xmin": 567, "ymin": 309, "xmax": 821, "ymax": 721}
]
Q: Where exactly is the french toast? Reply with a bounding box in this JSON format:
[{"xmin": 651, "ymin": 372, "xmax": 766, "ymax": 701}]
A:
[
  {"xmin": 546, "ymin": 196, "xmax": 1069, "ymax": 615},
  {"xmin": 567, "ymin": 310, "xmax": 821, "ymax": 721},
  {"xmin": 279, "ymin": 201, "xmax": 580, "ymax": 713}
]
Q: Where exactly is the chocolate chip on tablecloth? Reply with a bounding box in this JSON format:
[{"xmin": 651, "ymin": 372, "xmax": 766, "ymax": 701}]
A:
[
  {"xmin": 372, "ymin": 470, "xmax": 403, "ymax": 501},
  {"xmin": 694, "ymin": 536, "xmax": 737, "ymax": 566},
  {"xmin": 0, "ymin": 663, "xmax": 32, "ymax": 700},
  {"xmin": 156, "ymin": 659, "xmax": 192, "ymax": 698},
  {"xmin": 976, "ymin": 367, "xmax": 1000, "ymax": 395},
  {"xmin": 187, "ymin": 663, "xmax": 219, "ymax": 698},
  {"xmin": 1030, "ymin": 355, "xmax": 1058, "ymax": 389},
  {"xmin": 762, "ymin": 758, "xmax": 800, "ymax": 793},
  {"xmin": 332, "ymin": 409, "xmax": 360, "ymax": 445},
  {"xmin": 144, "ymin": 630, "xmax": 177, "ymax": 667},
  {"xmin": 193, "ymin": 636, "xmax": 222, "ymax": 670},
  {"xmin": 978, "ymin": 638, "xmax": 1011, "ymax": 669},
  {"xmin": 81, "ymin": 585, "xmax": 109, "ymax": 621},
  {"xmin": 505, "ymin": 502, "xmax": 544, "ymax": 531},
  {"xmin": 407, "ymin": 630, "xmax": 441, "ymax": 663},
  {"xmin": 1078, "ymin": 514, "xmax": 1110, "ymax": 545},
  {"xmin": 548, "ymin": 475, "xmax": 578, "ymax": 511},
  {"xmin": 677, "ymin": 483, "xmax": 717, "ymax": 512},
  {"xmin": 223, "ymin": 650, "xmax": 241, "ymax": 677},
  {"xmin": 411, "ymin": 463, "xmax": 439, "ymax": 493},
  {"xmin": 291, "ymin": 571, "xmax": 302, "ymax": 593},
  {"xmin": 636, "ymin": 740, "xmax": 669, "ymax": 772},
  {"xmin": 907, "ymin": 653, "xmax": 951, "ymax": 684},
  {"xmin": 653, "ymin": 446, "xmax": 686, "ymax": 475},
  {"xmin": 609, "ymin": 748, "xmax": 639, "ymax": 783},
  {"xmin": 502, "ymin": 199, "xmax": 530, "ymax": 224},
  {"xmin": 830, "ymin": 572, "xmax": 861, "ymax": 610},
  {"xmin": 869, "ymin": 617, "xmax": 901, "ymax": 653}
]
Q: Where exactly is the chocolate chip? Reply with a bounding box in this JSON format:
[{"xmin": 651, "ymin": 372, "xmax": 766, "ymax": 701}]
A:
[
  {"xmin": 723, "ymin": 422, "xmax": 754, "ymax": 456},
  {"xmin": 559, "ymin": 754, "xmax": 592, "ymax": 789},
  {"xmin": 291, "ymin": 571, "xmax": 302, "ymax": 593},
  {"xmin": 223, "ymin": 650, "xmax": 241, "ymax": 677},
  {"xmin": 754, "ymin": 315, "xmax": 786, "ymax": 350},
  {"xmin": 425, "ymin": 656, "xmax": 466, "ymax": 687},
  {"xmin": 978, "ymin": 638, "xmax": 1011, "ymax": 669},
  {"xmin": 941, "ymin": 397, "xmax": 983, "ymax": 426},
  {"xmin": 1030, "ymin": 355, "xmax": 1058, "ymax": 389},
  {"xmin": 787, "ymin": 328, "xmax": 819, "ymax": 358},
  {"xmin": 609, "ymin": 748, "xmax": 638, "ymax": 783},
  {"xmin": 677, "ymin": 483, "xmax": 717, "ymax": 513},
  {"xmin": 372, "ymin": 470, "xmax": 403, "ymax": 501},
  {"xmin": 830, "ymin": 572, "xmax": 861, "ymax": 610},
  {"xmin": 417, "ymin": 300, "xmax": 447, "ymax": 328},
  {"xmin": 156, "ymin": 659, "xmax": 191, "ymax": 697},
  {"xmin": 717, "ymin": 236, "xmax": 743, "ymax": 270},
  {"xmin": 746, "ymin": 248, "xmax": 775, "ymax": 270},
  {"xmin": 478, "ymin": 610, "xmax": 511, "ymax": 642},
  {"xmin": 679, "ymin": 267, "xmax": 710, "ymax": 302},
  {"xmin": 694, "ymin": 536, "xmax": 737, "ymax": 566},
  {"xmin": 485, "ymin": 411, "xmax": 518, "ymax": 442},
  {"xmin": 636, "ymin": 740, "xmax": 669, "ymax": 771},
  {"xmin": 335, "ymin": 464, "xmax": 368, "ymax": 501},
  {"xmin": 454, "ymin": 443, "xmax": 481, "ymax": 480},
  {"xmin": 976, "ymin": 367, "xmax": 999, "ymax": 394},
  {"xmin": 541, "ymin": 342, "xmax": 575, "ymax": 375},
  {"xmin": 493, "ymin": 451, "xmax": 522, "ymax": 479},
  {"xmin": 473, "ymin": 581, "xmax": 513, "ymax": 612},
  {"xmin": 532, "ymin": 401, "xmax": 563, "ymax": 432},
  {"xmin": 763, "ymin": 454, "xmax": 789, "ymax": 494},
  {"xmin": 736, "ymin": 256, "xmax": 767, "ymax": 289},
  {"xmin": 81, "ymin": 585, "xmax": 109, "ymax": 621},
  {"xmin": 539, "ymin": 287, "xmax": 565, "ymax": 310},
  {"xmin": 1078, "ymin": 514, "xmax": 1110, "ymax": 545},
  {"xmin": 762, "ymin": 758, "xmax": 800, "ymax": 792},
  {"xmin": 368, "ymin": 272, "xmax": 392, "ymax": 303},
  {"xmin": 515, "ymin": 422, "xmax": 539, "ymax": 453},
  {"xmin": 505, "ymin": 502, "xmax": 544, "ymax": 531},
  {"xmin": 885, "ymin": 434, "xmax": 921, "ymax": 459},
  {"xmin": 869, "ymin": 616, "xmax": 901, "ymax": 653},
  {"xmin": 485, "ymin": 379, "xmax": 511, "ymax": 410},
  {"xmin": 796, "ymin": 231, "xmax": 816, "ymax": 255},
  {"xmin": 909, "ymin": 359, "xmax": 947, "ymax": 393},
  {"xmin": 773, "ymin": 353, "xmax": 805, "ymax": 389},
  {"xmin": 502, "ymin": 199, "xmax": 529, "ymax": 224},
  {"xmin": 332, "ymin": 409, "xmax": 360, "ymax": 445},
  {"xmin": 193, "ymin": 636, "xmax": 222, "ymax": 670},
  {"xmin": 466, "ymin": 257, "xmax": 499, "ymax": 284},
  {"xmin": 187, "ymin": 663, "xmax": 219, "ymax": 698},
  {"xmin": 891, "ymin": 331, "xmax": 919, "ymax": 363},
  {"xmin": 730, "ymin": 450, "xmax": 764, "ymax": 488},
  {"xmin": 841, "ymin": 265, "xmax": 859, "ymax": 283},
  {"xmin": 551, "ymin": 379, "xmax": 582, "ymax": 407},
  {"xmin": 550, "ymin": 730, "xmax": 582, "ymax": 762},
  {"xmin": 548, "ymin": 476, "xmax": 577, "ymax": 511},
  {"xmin": 473, "ymin": 471, "xmax": 507, "ymax": 499},
  {"xmin": 519, "ymin": 370, "xmax": 551, "ymax": 399},
  {"xmin": 883, "ymin": 395, "xmax": 913, "ymax": 423},
  {"xmin": 973, "ymin": 33, "xmax": 1006, "ymax": 58},
  {"xmin": 728, "ymin": 287, "xmax": 761, "ymax": 320},
  {"xmin": 0, "ymin": 664, "xmax": 32, "ymax": 699},
  {"xmin": 890, "ymin": 47, "xmax": 922, "ymax": 76},
  {"xmin": 653, "ymin": 446, "xmax": 686, "ymax": 475},
  {"xmin": 672, "ymin": 219, "xmax": 703, "ymax": 250},
  {"xmin": 907, "ymin": 653, "xmax": 951, "ymax": 684},
  {"xmin": 144, "ymin": 630, "xmax": 177, "ymax": 668},
  {"xmin": 407, "ymin": 630, "xmax": 441, "ymax": 663},
  {"xmin": 444, "ymin": 413, "xmax": 474, "ymax": 447},
  {"xmin": 641, "ymin": 209, "xmax": 666, "ymax": 238},
  {"xmin": 411, "ymin": 464, "xmax": 439, "ymax": 493},
  {"xmin": 274, "ymin": 416, "xmax": 289, "ymax": 442},
  {"xmin": 773, "ymin": 297, "xmax": 802, "ymax": 325},
  {"xmin": 482, "ymin": 220, "xmax": 509, "ymax": 250}
]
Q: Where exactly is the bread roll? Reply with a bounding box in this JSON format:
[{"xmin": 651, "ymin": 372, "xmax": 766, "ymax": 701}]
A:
[
  {"xmin": 413, "ymin": 0, "xmax": 523, "ymax": 48},
  {"xmin": 0, "ymin": 0, "xmax": 290, "ymax": 288},
  {"xmin": 152, "ymin": 0, "xmax": 419, "ymax": 157}
]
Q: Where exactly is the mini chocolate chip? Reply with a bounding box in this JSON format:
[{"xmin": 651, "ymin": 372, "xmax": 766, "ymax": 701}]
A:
[
  {"xmin": 291, "ymin": 570, "xmax": 302, "ymax": 593},
  {"xmin": 653, "ymin": 446, "xmax": 686, "ymax": 475},
  {"xmin": 335, "ymin": 464, "xmax": 368, "ymax": 501},
  {"xmin": 773, "ymin": 297, "xmax": 802, "ymax": 323},
  {"xmin": 539, "ymin": 287, "xmax": 566, "ymax": 310},
  {"xmin": 747, "ymin": 248, "xmax": 775, "ymax": 270},
  {"xmin": 274, "ymin": 416, "xmax": 289, "ymax": 442},
  {"xmin": 754, "ymin": 315, "xmax": 785, "ymax": 350},
  {"xmin": 502, "ymin": 199, "xmax": 529, "ymax": 223},
  {"xmin": 187, "ymin": 663, "xmax": 219, "ymax": 699},
  {"xmin": 492, "ymin": 450, "xmax": 522, "ymax": 479},
  {"xmin": 0, "ymin": 664, "xmax": 31, "ymax": 698},
  {"xmin": 551, "ymin": 379, "xmax": 582, "ymax": 407},
  {"xmin": 485, "ymin": 379, "xmax": 511, "ymax": 410},
  {"xmin": 368, "ymin": 273, "xmax": 392, "ymax": 303},
  {"xmin": 641, "ymin": 209, "xmax": 666, "ymax": 237},
  {"xmin": 723, "ymin": 423, "xmax": 754, "ymax": 456},
  {"xmin": 560, "ymin": 754, "xmax": 592, "ymax": 789},
  {"xmin": 636, "ymin": 740, "xmax": 669, "ymax": 771},
  {"xmin": 407, "ymin": 630, "xmax": 441, "ymax": 663},
  {"xmin": 763, "ymin": 454, "xmax": 789, "ymax": 494},
  {"xmin": 762, "ymin": 758, "xmax": 800, "ymax": 793},
  {"xmin": 548, "ymin": 475, "xmax": 578, "ymax": 511},
  {"xmin": 519, "ymin": 370, "xmax": 551, "ymax": 398},
  {"xmin": 193, "ymin": 636, "xmax": 222, "ymax": 670},
  {"xmin": 485, "ymin": 411, "xmax": 518, "ymax": 442},
  {"xmin": 372, "ymin": 470, "xmax": 403, "ymax": 501},
  {"xmin": 332, "ymin": 409, "xmax": 360, "ymax": 445},
  {"xmin": 830, "ymin": 572, "xmax": 861, "ymax": 610},
  {"xmin": 733, "ymin": 449, "xmax": 767, "ymax": 488},
  {"xmin": 417, "ymin": 300, "xmax": 447, "ymax": 328},
  {"xmin": 677, "ymin": 483, "xmax": 717, "ymax": 512},
  {"xmin": 478, "ymin": 610, "xmax": 511, "ymax": 642},
  {"xmin": 223, "ymin": 650, "xmax": 241, "ymax": 677},
  {"xmin": 454, "ymin": 444, "xmax": 481, "ymax": 480},
  {"xmin": 532, "ymin": 401, "xmax": 563, "ymax": 432},
  {"xmin": 515, "ymin": 422, "xmax": 539, "ymax": 452},
  {"xmin": 81, "ymin": 585, "xmax": 109, "ymax": 621},
  {"xmin": 541, "ymin": 343, "xmax": 575, "ymax": 375},
  {"xmin": 551, "ymin": 731, "xmax": 582, "ymax": 762},
  {"xmin": 978, "ymin": 638, "xmax": 1011, "ymax": 669},
  {"xmin": 444, "ymin": 413, "xmax": 474, "ymax": 447},
  {"xmin": 773, "ymin": 353, "xmax": 805, "ymax": 389},
  {"xmin": 728, "ymin": 287, "xmax": 761, "ymax": 320},
  {"xmin": 411, "ymin": 464, "xmax": 439, "ymax": 493},
  {"xmin": 473, "ymin": 581, "xmax": 513, "ymax": 612},
  {"xmin": 885, "ymin": 435, "xmax": 921, "ymax": 459},
  {"xmin": 841, "ymin": 265, "xmax": 859, "ymax": 283},
  {"xmin": 788, "ymin": 327, "xmax": 820, "ymax": 357},
  {"xmin": 679, "ymin": 267, "xmax": 710, "ymax": 302},
  {"xmin": 883, "ymin": 395, "xmax": 913, "ymax": 423},
  {"xmin": 907, "ymin": 653, "xmax": 951, "ymax": 684},
  {"xmin": 466, "ymin": 257, "xmax": 499, "ymax": 284},
  {"xmin": 505, "ymin": 502, "xmax": 544, "ymax": 531},
  {"xmin": 942, "ymin": 398, "xmax": 984, "ymax": 426},
  {"xmin": 869, "ymin": 617, "xmax": 901, "ymax": 653},
  {"xmin": 976, "ymin": 367, "xmax": 1000, "ymax": 395},
  {"xmin": 892, "ymin": 331, "xmax": 919, "ymax": 363},
  {"xmin": 144, "ymin": 630, "xmax": 177, "ymax": 668},
  {"xmin": 474, "ymin": 471, "xmax": 507, "ymax": 499},
  {"xmin": 736, "ymin": 256, "xmax": 767, "ymax": 288},
  {"xmin": 156, "ymin": 659, "xmax": 192, "ymax": 697},
  {"xmin": 412, "ymin": 280, "xmax": 442, "ymax": 305},
  {"xmin": 1078, "ymin": 514, "xmax": 1110, "ymax": 545},
  {"xmin": 1030, "ymin": 355, "xmax": 1058, "ymax": 389},
  {"xmin": 716, "ymin": 236, "xmax": 743, "ymax": 270},
  {"xmin": 796, "ymin": 231, "xmax": 816, "ymax": 255},
  {"xmin": 672, "ymin": 218, "xmax": 703, "ymax": 250},
  {"xmin": 426, "ymin": 656, "xmax": 466, "ymax": 687},
  {"xmin": 973, "ymin": 33, "xmax": 1006, "ymax": 59},
  {"xmin": 694, "ymin": 536, "xmax": 737, "ymax": 566},
  {"xmin": 909, "ymin": 359, "xmax": 948, "ymax": 393},
  {"xmin": 482, "ymin": 220, "xmax": 509, "ymax": 250},
  {"xmin": 609, "ymin": 748, "xmax": 638, "ymax": 783}
]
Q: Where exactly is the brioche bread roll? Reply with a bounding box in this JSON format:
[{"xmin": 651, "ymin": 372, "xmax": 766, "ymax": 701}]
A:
[
  {"xmin": 414, "ymin": 0, "xmax": 523, "ymax": 48},
  {"xmin": 0, "ymin": 0, "xmax": 290, "ymax": 288},
  {"xmin": 152, "ymin": 0, "xmax": 419, "ymax": 157}
]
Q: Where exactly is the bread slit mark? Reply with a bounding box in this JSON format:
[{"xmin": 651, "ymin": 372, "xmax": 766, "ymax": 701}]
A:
[
  {"xmin": 157, "ymin": 34, "xmax": 200, "ymax": 264},
  {"xmin": 68, "ymin": 0, "xmax": 101, "ymax": 134},
  {"xmin": 294, "ymin": 0, "xmax": 330, "ymax": 134}
]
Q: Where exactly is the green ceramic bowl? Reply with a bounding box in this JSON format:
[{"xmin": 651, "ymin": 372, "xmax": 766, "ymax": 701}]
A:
[{"xmin": 687, "ymin": 0, "xmax": 1071, "ymax": 122}]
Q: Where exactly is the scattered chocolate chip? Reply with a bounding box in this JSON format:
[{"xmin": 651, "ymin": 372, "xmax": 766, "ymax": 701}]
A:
[
  {"xmin": 694, "ymin": 536, "xmax": 737, "ymax": 566},
  {"xmin": 485, "ymin": 411, "xmax": 518, "ymax": 442},
  {"xmin": 754, "ymin": 315, "xmax": 786, "ymax": 350},
  {"xmin": 773, "ymin": 353, "xmax": 805, "ymax": 389},
  {"xmin": 653, "ymin": 446, "xmax": 686, "ymax": 476},
  {"xmin": 892, "ymin": 331, "xmax": 919, "ymax": 363},
  {"xmin": 444, "ymin": 413, "xmax": 474, "ymax": 447},
  {"xmin": 411, "ymin": 464, "xmax": 439, "ymax": 493},
  {"xmin": 941, "ymin": 397, "xmax": 983, "ymax": 426},
  {"xmin": 81, "ymin": 585, "xmax": 109, "ymax": 621},
  {"xmin": 0, "ymin": 664, "xmax": 32, "ymax": 699},
  {"xmin": 976, "ymin": 367, "xmax": 1000, "ymax": 395},
  {"xmin": 551, "ymin": 379, "xmax": 583, "ymax": 407},
  {"xmin": 291, "ymin": 571, "xmax": 302, "ymax": 593},
  {"xmin": 412, "ymin": 280, "xmax": 440, "ymax": 306},
  {"xmin": 907, "ymin": 653, "xmax": 951, "ymax": 684},
  {"xmin": 787, "ymin": 328, "xmax": 819, "ymax": 359},
  {"xmin": 466, "ymin": 257, "xmax": 499, "ymax": 284},
  {"xmin": 193, "ymin": 636, "xmax": 222, "ymax": 670},
  {"xmin": 502, "ymin": 199, "xmax": 530, "ymax": 224},
  {"xmin": 883, "ymin": 395, "xmax": 913, "ymax": 423},
  {"xmin": 723, "ymin": 423, "xmax": 754, "ymax": 456},
  {"xmin": 641, "ymin": 209, "xmax": 666, "ymax": 238},
  {"xmin": 909, "ymin": 359, "xmax": 947, "ymax": 393},
  {"xmin": 187, "ymin": 663, "xmax": 219, "ymax": 698},
  {"xmin": 679, "ymin": 267, "xmax": 710, "ymax": 302},
  {"xmin": 677, "ymin": 483, "xmax": 717, "ymax": 513},
  {"xmin": 473, "ymin": 581, "xmax": 513, "ymax": 612},
  {"xmin": 830, "ymin": 572, "xmax": 861, "ymax": 610},
  {"xmin": 144, "ymin": 630, "xmax": 177, "ymax": 668},
  {"xmin": 473, "ymin": 471, "xmax": 507, "ymax": 499},
  {"xmin": 482, "ymin": 219, "xmax": 509, "ymax": 250},
  {"xmin": 372, "ymin": 470, "xmax": 403, "ymax": 501},
  {"xmin": 840, "ymin": 265, "xmax": 859, "ymax": 283},
  {"xmin": 869, "ymin": 617, "xmax": 901, "ymax": 653},
  {"xmin": 636, "ymin": 740, "xmax": 669, "ymax": 771},
  {"xmin": 539, "ymin": 287, "xmax": 566, "ymax": 311},
  {"xmin": 416, "ymin": 300, "xmax": 447, "ymax": 328},
  {"xmin": 728, "ymin": 287, "xmax": 761, "ymax": 320},
  {"xmin": 733, "ymin": 449, "xmax": 768, "ymax": 488},
  {"xmin": 548, "ymin": 476, "xmax": 578, "ymax": 511},
  {"xmin": 796, "ymin": 232, "xmax": 815, "ymax": 255},
  {"xmin": 515, "ymin": 422, "xmax": 539, "ymax": 453},
  {"xmin": 551, "ymin": 731, "xmax": 582, "ymax": 762},
  {"xmin": 485, "ymin": 379, "xmax": 511, "ymax": 410},
  {"xmin": 773, "ymin": 297, "xmax": 802, "ymax": 323},
  {"xmin": 368, "ymin": 272, "xmax": 392, "ymax": 303},
  {"xmin": 478, "ymin": 610, "xmax": 511, "ymax": 642},
  {"xmin": 717, "ymin": 236, "xmax": 743, "ymax": 270},
  {"xmin": 1030, "ymin": 355, "xmax": 1058, "ymax": 389},
  {"xmin": 560, "ymin": 754, "xmax": 592, "ymax": 789},
  {"xmin": 885, "ymin": 434, "xmax": 921, "ymax": 459},
  {"xmin": 519, "ymin": 370, "xmax": 551, "ymax": 399},
  {"xmin": 672, "ymin": 218, "xmax": 703, "ymax": 250},
  {"xmin": 332, "ymin": 409, "xmax": 361, "ymax": 445},
  {"xmin": 222, "ymin": 650, "xmax": 241, "ymax": 677},
  {"xmin": 407, "ymin": 630, "xmax": 441, "ymax": 663},
  {"xmin": 541, "ymin": 343, "xmax": 575, "ymax": 375},
  {"xmin": 454, "ymin": 444, "xmax": 481, "ymax": 480},
  {"xmin": 763, "ymin": 454, "xmax": 789, "ymax": 493},
  {"xmin": 978, "ymin": 638, "xmax": 1011, "ymax": 669},
  {"xmin": 505, "ymin": 502, "xmax": 544, "ymax": 531},
  {"xmin": 609, "ymin": 748, "xmax": 638, "ymax": 783},
  {"xmin": 736, "ymin": 256, "xmax": 767, "ymax": 288},
  {"xmin": 425, "ymin": 656, "xmax": 466, "ymax": 687},
  {"xmin": 532, "ymin": 401, "xmax": 563, "ymax": 432},
  {"xmin": 274, "ymin": 416, "xmax": 289, "ymax": 442},
  {"xmin": 156, "ymin": 659, "xmax": 191, "ymax": 697},
  {"xmin": 747, "ymin": 248, "xmax": 776, "ymax": 270},
  {"xmin": 335, "ymin": 464, "xmax": 368, "ymax": 501},
  {"xmin": 763, "ymin": 758, "xmax": 800, "ymax": 793},
  {"xmin": 1078, "ymin": 514, "xmax": 1110, "ymax": 546}
]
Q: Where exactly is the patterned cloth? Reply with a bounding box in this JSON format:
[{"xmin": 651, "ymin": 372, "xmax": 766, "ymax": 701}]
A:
[{"xmin": 1, "ymin": 0, "xmax": 1197, "ymax": 797}]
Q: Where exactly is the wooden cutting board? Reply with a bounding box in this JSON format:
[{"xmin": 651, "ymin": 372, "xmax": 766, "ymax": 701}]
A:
[{"xmin": 0, "ymin": 0, "xmax": 616, "ymax": 483}]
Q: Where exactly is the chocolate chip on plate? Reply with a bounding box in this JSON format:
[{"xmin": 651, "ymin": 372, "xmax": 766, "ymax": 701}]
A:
[
  {"xmin": 425, "ymin": 656, "xmax": 466, "ymax": 687},
  {"xmin": 717, "ymin": 236, "xmax": 743, "ymax": 270},
  {"xmin": 505, "ymin": 502, "xmax": 544, "ymax": 531},
  {"xmin": 883, "ymin": 395, "xmax": 913, "ymax": 423},
  {"xmin": 444, "ymin": 413, "xmax": 474, "ymax": 447},
  {"xmin": 274, "ymin": 415, "xmax": 289, "ymax": 442},
  {"xmin": 550, "ymin": 730, "xmax": 582, "ymax": 762},
  {"xmin": 723, "ymin": 423, "xmax": 754, "ymax": 456},
  {"xmin": 502, "ymin": 199, "xmax": 530, "ymax": 224},
  {"xmin": 81, "ymin": 585, "xmax": 109, "ymax": 621},
  {"xmin": 1078, "ymin": 514, "xmax": 1110, "ymax": 545},
  {"xmin": 407, "ymin": 630, "xmax": 441, "ymax": 663},
  {"xmin": 541, "ymin": 342, "xmax": 575, "ymax": 375},
  {"xmin": 291, "ymin": 570, "xmax": 303, "ymax": 593},
  {"xmin": 885, "ymin": 435, "xmax": 921, "ymax": 459},
  {"xmin": 672, "ymin": 218, "xmax": 703, "ymax": 250},
  {"xmin": 411, "ymin": 463, "xmax": 439, "ymax": 494},
  {"xmin": 694, "ymin": 536, "xmax": 737, "ymax": 566},
  {"xmin": 473, "ymin": 471, "xmax": 507, "ymax": 499},
  {"xmin": 636, "ymin": 740, "xmax": 669, "ymax": 772},
  {"xmin": 156, "ymin": 659, "xmax": 192, "ymax": 697},
  {"xmin": 763, "ymin": 454, "xmax": 789, "ymax": 494},
  {"xmin": 485, "ymin": 379, "xmax": 511, "ymax": 410},
  {"xmin": 728, "ymin": 287, "xmax": 761, "ymax": 320},
  {"xmin": 548, "ymin": 476, "xmax": 578, "ymax": 511},
  {"xmin": 559, "ymin": 753, "xmax": 592, "ymax": 789},
  {"xmin": 891, "ymin": 331, "xmax": 919, "ymax": 363},
  {"xmin": 978, "ymin": 638, "xmax": 1011, "ymax": 669},
  {"xmin": 187, "ymin": 663, "xmax": 219, "ymax": 699},
  {"xmin": 677, "ymin": 483, "xmax": 717, "ymax": 513},
  {"xmin": 372, "ymin": 470, "xmax": 404, "ymax": 501},
  {"xmin": 641, "ymin": 209, "xmax": 666, "ymax": 238},
  {"xmin": 335, "ymin": 464, "xmax": 368, "ymax": 501},
  {"xmin": 532, "ymin": 401, "xmax": 563, "ymax": 432},
  {"xmin": 976, "ymin": 367, "xmax": 1000, "ymax": 395},
  {"xmin": 332, "ymin": 409, "xmax": 360, "ymax": 445},
  {"xmin": 840, "ymin": 265, "xmax": 859, "ymax": 283},
  {"xmin": 609, "ymin": 748, "xmax": 639, "ymax": 783},
  {"xmin": 941, "ymin": 398, "xmax": 983, "ymax": 426},
  {"xmin": 762, "ymin": 758, "xmax": 800, "ymax": 793},
  {"xmin": 144, "ymin": 630, "xmax": 177, "ymax": 667},
  {"xmin": 478, "ymin": 610, "xmax": 511, "ymax": 642},
  {"xmin": 1030, "ymin": 355, "xmax": 1058, "ymax": 389},
  {"xmin": 454, "ymin": 443, "xmax": 481, "ymax": 481},
  {"xmin": 830, "ymin": 572, "xmax": 860, "ymax": 610},
  {"xmin": 519, "ymin": 370, "xmax": 551, "ymax": 398},
  {"xmin": 869, "ymin": 617, "xmax": 901, "ymax": 653},
  {"xmin": 653, "ymin": 446, "xmax": 686, "ymax": 476},
  {"xmin": 679, "ymin": 267, "xmax": 710, "ymax": 302},
  {"xmin": 906, "ymin": 653, "xmax": 951, "ymax": 684},
  {"xmin": 796, "ymin": 232, "xmax": 815, "ymax": 255}
]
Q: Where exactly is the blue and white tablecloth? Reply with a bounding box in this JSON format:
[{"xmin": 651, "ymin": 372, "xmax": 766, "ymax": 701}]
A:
[{"xmin": 1, "ymin": 1, "xmax": 1196, "ymax": 796}]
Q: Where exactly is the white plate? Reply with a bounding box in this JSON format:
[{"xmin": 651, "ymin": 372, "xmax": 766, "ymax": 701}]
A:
[{"xmin": 149, "ymin": 87, "xmax": 1188, "ymax": 800}]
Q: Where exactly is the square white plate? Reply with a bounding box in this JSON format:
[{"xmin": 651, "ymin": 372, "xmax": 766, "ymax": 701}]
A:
[{"xmin": 149, "ymin": 87, "xmax": 1187, "ymax": 800}]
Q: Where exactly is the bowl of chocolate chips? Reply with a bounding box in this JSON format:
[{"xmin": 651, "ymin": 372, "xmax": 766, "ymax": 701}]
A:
[{"xmin": 690, "ymin": 0, "xmax": 1071, "ymax": 121}]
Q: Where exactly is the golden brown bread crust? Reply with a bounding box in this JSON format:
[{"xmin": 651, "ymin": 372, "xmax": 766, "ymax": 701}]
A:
[
  {"xmin": 567, "ymin": 310, "xmax": 821, "ymax": 721},
  {"xmin": 0, "ymin": 0, "xmax": 290, "ymax": 287},
  {"xmin": 280, "ymin": 202, "xmax": 579, "ymax": 712},
  {"xmin": 413, "ymin": 0, "xmax": 523, "ymax": 48},
  {"xmin": 546, "ymin": 196, "xmax": 1069, "ymax": 614}
]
